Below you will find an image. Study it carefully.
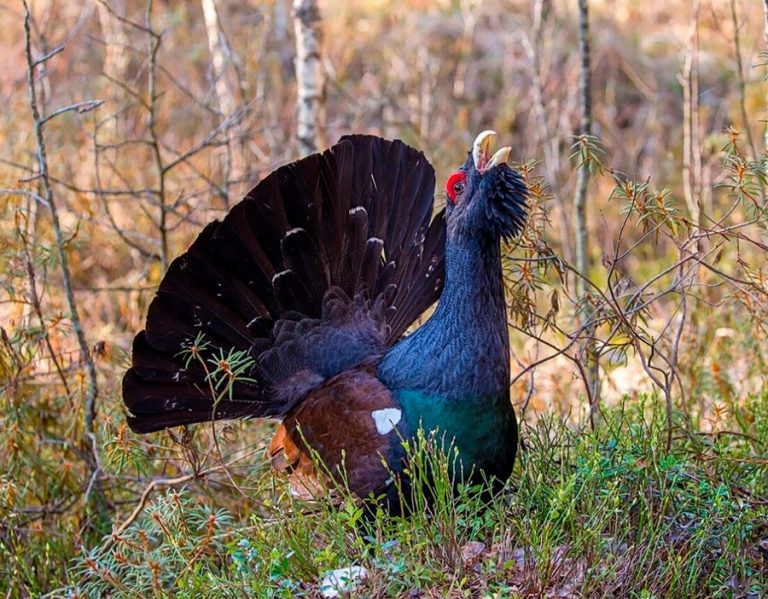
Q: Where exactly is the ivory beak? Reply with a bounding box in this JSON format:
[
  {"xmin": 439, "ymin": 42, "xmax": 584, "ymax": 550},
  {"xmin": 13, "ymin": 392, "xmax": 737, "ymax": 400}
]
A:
[
  {"xmin": 472, "ymin": 130, "xmax": 496, "ymax": 173},
  {"xmin": 488, "ymin": 147, "xmax": 512, "ymax": 169}
]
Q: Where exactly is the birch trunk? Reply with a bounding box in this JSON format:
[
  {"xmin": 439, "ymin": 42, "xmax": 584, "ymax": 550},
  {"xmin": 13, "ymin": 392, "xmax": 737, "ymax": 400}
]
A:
[
  {"xmin": 293, "ymin": 0, "xmax": 325, "ymax": 155},
  {"xmin": 201, "ymin": 0, "xmax": 241, "ymax": 199},
  {"xmin": 201, "ymin": 0, "xmax": 235, "ymax": 118},
  {"xmin": 574, "ymin": 0, "xmax": 600, "ymax": 421},
  {"xmin": 764, "ymin": 0, "xmax": 768, "ymax": 152},
  {"xmin": 96, "ymin": 0, "xmax": 128, "ymax": 84}
]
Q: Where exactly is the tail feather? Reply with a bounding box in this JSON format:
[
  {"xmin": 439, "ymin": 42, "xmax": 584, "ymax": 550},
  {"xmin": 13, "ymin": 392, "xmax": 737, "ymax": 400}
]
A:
[
  {"xmin": 361, "ymin": 237, "xmax": 385, "ymax": 294},
  {"xmin": 345, "ymin": 206, "xmax": 369, "ymax": 294},
  {"xmin": 123, "ymin": 135, "xmax": 445, "ymax": 433},
  {"xmin": 281, "ymin": 228, "xmax": 329, "ymax": 304},
  {"xmin": 273, "ymin": 269, "xmax": 316, "ymax": 315},
  {"xmin": 124, "ymin": 332, "xmax": 265, "ymax": 433}
]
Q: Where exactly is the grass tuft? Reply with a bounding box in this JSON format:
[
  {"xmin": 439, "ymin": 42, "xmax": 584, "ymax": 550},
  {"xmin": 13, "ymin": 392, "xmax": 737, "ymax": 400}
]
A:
[{"xmin": 68, "ymin": 393, "xmax": 768, "ymax": 597}]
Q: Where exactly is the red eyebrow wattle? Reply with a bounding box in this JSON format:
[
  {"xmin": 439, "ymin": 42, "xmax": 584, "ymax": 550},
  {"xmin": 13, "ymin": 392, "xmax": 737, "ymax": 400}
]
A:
[{"xmin": 446, "ymin": 172, "xmax": 466, "ymax": 204}]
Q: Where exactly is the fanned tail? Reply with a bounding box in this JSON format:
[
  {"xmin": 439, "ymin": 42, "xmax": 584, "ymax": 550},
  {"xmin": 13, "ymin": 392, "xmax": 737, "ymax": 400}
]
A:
[{"xmin": 123, "ymin": 135, "xmax": 445, "ymax": 433}]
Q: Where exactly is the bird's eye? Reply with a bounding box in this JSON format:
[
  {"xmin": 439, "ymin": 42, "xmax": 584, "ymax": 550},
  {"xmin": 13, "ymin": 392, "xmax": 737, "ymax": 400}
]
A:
[{"xmin": 445, "ymin": 172, "xmax": 467, "ymax": 205}]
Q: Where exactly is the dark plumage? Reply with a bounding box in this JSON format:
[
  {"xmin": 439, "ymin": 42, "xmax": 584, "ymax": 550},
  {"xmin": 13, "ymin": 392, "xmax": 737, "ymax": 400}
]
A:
[{"xmin": 123, "ymin": 132, "xmax": 527, "ymax": 506}]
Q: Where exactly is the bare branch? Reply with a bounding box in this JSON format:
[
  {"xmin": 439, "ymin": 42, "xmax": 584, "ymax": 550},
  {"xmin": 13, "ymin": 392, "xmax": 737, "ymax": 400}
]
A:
[
  {"xmin": 32, "ymin": 43, "xmax": 65, "ymax": 67},
  {"xmin": 22, "ymin": 0, "xmax": 101, "ymax": 497}
]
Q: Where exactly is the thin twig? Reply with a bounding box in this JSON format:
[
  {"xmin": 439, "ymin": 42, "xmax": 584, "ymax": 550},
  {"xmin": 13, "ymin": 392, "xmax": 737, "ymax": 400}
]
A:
[
  {"xmin": 40, "ymin": 99, "xmax": 104, "ymax": 126},
  {"xmin": 23, "ymin": 1, "xmax": 101, "ymax": 485},
  {"xmin": 729, "ymin": 0, "xmax": 760, "ymax": 164},
  {"xmin": 144, "ymin": 0, "xmax": 169, "ymax": 269},
  {"xmin": 24, "ymin": 258, "xmax": 72, "ymax": 399}
]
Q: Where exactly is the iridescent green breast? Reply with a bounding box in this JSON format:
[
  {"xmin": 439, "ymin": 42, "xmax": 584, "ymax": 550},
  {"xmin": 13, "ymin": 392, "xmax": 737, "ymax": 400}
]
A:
[{"xmin": 395, "ymin": 389, "xmax": 517, "ymax": 481}]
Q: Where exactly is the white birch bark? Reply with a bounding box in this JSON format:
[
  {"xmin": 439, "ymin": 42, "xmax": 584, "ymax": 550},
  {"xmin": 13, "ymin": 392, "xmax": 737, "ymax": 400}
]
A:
[
  {"xmin": 201, "ymin": 0, "xmax": 235, "ymax": 118},
  {"xmin": 96, "ymin": 0, "xmax": 128, "ymax": 84},
  {"xmin": 763, "ymin": 0, "xmax": 768, "ymax": 152},
  {"xmin": 201, "ymin": 0, "xmax": 241, "ymax": 197},
  {"xmin": 293, "ymin": 0, "xmax": 325, "ymax": 155}
]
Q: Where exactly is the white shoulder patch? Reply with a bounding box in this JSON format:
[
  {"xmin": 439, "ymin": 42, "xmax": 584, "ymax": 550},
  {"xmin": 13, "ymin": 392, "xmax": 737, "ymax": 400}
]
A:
[{"xmin": 371, "ymin": 408, "xmax": 402, "ymax": 436}]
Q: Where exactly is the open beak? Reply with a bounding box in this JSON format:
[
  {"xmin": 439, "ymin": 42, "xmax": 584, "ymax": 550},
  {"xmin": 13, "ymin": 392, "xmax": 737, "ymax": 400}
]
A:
[{"xmin": 472, "ymin": 130, "xmax": 512, "ymax": 174}]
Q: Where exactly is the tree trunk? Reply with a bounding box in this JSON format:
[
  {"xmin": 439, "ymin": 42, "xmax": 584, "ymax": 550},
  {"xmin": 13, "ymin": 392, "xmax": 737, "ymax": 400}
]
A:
[
  {"xmin": 201, "ymin": 0, "xmax": 235, "ymax": 118},
  {"xmin": 573, "ymin": 0, "xmax": 591, "ymax": 296},
  {"xmin": 96, "ymin": 0, "xmax": 129, "ymax": 84},
  {"xmin": 293, "ymin": 0, "xmax": 325, "ymax": 155},
  {"xmin": 573, "ymin": 0, "xmax": 600, "ymax": 422},
  {"xmin": 682, "ymin": 0, "xmax": 701, "ymax": 228},
  {"xmin": 201, "ymin": 0, "xmax": 241, "ymax": 201},
  {"xmin": 526, "ymin": 0, "xmax": 573, "ymax": 264},
  {"xmin": 763, "ymin": 0, "xmax": 768, "ymax": 152},
  {"xmin": 96, "ymin": 0, "xmax": 128, "ymax": 143}
]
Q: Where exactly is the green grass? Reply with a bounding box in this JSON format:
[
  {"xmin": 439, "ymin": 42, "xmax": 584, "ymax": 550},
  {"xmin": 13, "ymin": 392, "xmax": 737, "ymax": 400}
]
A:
[{"xmin": 67, "ymin": 393, "xmax": 768, "ymax": 598}]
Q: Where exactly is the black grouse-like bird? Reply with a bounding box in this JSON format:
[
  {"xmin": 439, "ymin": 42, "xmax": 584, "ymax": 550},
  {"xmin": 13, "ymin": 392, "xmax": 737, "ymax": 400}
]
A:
[{"xmin": 123, "ymin": 131, "xmax": 527, "ymax": 505}]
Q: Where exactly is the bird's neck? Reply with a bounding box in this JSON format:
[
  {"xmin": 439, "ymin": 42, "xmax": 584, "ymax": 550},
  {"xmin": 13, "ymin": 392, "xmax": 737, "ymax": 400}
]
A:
[
  {"xmin": 433, "ymin": 236, "xmax": 508, "ymax": 339},
  {"xmin": 379, "ymin": 234, "xmax": 510, "ymax": 399}
]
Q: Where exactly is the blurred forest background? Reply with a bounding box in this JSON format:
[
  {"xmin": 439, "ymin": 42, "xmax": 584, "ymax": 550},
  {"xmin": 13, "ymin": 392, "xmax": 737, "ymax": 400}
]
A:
[{"xmin": 2, "ymin": 0, "xmax": 768, "ymax": 596}]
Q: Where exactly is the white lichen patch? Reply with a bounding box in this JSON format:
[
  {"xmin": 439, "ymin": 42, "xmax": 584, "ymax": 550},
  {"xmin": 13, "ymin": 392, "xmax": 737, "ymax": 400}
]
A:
[{"xmin": 319, "ymin": 565, "xmax": 368, "ymax": 598}]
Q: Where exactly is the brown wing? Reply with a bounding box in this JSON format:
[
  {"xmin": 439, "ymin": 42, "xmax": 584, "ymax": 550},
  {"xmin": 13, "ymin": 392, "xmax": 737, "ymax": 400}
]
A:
[{"xmin": 268, "ymin": 363, "xmax": 406, "ymax": 502}]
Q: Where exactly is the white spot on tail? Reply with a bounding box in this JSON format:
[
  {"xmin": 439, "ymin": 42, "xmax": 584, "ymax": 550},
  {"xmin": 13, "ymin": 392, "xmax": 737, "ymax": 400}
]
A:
[
  {"xmin": 272, "ymin": 270, "xmax": 291, "ymax": 283},
  {"xmin": 371, "ymin": 408, "xmax": 401, "ymax": 435}
]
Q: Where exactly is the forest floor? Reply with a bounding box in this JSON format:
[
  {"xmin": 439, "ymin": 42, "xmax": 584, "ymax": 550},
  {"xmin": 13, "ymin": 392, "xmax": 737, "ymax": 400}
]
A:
[{"xmin": 53, "ymin": 394, "xmax": 768, "ymax": 598}]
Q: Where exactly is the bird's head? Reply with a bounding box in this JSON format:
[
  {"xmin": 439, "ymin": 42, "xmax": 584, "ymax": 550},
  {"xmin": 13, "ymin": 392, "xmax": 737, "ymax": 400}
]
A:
[{"xmin": 444, "ymin": 130, "xmax": 528, "ymax": 243}]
